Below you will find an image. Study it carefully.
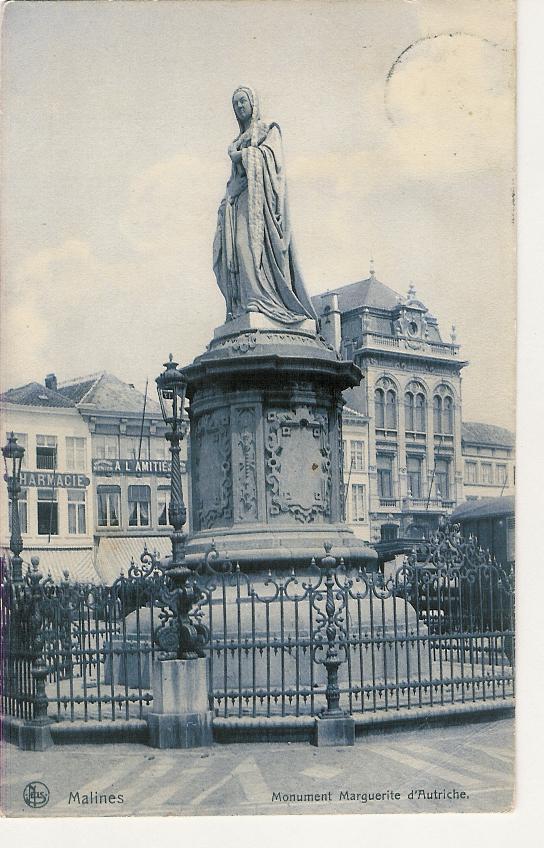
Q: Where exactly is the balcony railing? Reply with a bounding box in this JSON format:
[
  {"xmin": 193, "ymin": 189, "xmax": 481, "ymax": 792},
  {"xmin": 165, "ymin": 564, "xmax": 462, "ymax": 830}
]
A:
[
  {"xmin": 360, "ymin": 332, "xmax": 459, "ymax": 356},
  {"xmin": 403, "ymin": 497, "xmax": 456, "ymax": 511},
  {"xmin": 379, "ymin": 498, "xmax": 398, "ymax": 508}
]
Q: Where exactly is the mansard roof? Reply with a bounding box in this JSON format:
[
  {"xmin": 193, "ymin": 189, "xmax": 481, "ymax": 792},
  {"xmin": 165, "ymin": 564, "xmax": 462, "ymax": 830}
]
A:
[{"xmin": 313, "ymin": 275, "xmax": 402, "ymax": 314}]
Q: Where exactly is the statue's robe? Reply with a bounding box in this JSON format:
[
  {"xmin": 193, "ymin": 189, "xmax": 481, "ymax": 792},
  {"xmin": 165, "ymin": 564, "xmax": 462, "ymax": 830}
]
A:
[{"xmin": 213, "ymin": 123, "xmax": 317, "ymax": 324}]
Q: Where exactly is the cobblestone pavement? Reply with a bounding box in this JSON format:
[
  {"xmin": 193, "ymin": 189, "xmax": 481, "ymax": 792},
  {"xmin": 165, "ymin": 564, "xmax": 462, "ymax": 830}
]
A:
[{"xmin": 1, "ymin": 717, "xmax": 513, "ymax": 818}]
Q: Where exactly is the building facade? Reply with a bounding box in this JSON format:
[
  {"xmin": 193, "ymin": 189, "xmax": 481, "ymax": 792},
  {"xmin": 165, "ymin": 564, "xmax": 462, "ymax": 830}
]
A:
[
  {"xmin": 461, "ymin": 422, "xmax": 515, "ymax": 501},
  {"xmin": 314, "ymin": 271, "xmax": 468, "ymax": 543},
  {"xmin": 1, "ymin": 372, "xmax": 188, "ymax": 583},
  {"xmin": 341, "ymin": 407, "xmax": 371, "ymax": 542},
  {"xmin": 1, "ymin": 380, "xmax": 97, "ymax": 581}
]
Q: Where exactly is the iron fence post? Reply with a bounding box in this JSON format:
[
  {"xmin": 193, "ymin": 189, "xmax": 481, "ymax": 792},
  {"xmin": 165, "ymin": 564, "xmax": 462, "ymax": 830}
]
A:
[
  {"xmin": 312, "ymin": 543, "xmax": 355, "ymax": 745},
  {"xmin": 321, "ymin": 545, "xmax": 344, "ymax": 718},
  {"xmin": 18, "ymin": 558, "xmax": 53, "ymax": 750}
]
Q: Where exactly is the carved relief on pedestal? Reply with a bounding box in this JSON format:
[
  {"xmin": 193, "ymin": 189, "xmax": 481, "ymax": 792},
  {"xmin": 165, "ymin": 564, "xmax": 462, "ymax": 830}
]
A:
[
  {"xmin": 236, "ymin": 407, "xmax": 258, "ymax": 521},
  {"xmin": 194, "ymin": 408, "xmax": 232, "ymax": 530},
  {"xmin": 264, "ymin": 405, "xmax": 332, "ymax": 524},
  {"xmin": 337, "ymin": 406, "xmax": 345, "ymax": 521}
]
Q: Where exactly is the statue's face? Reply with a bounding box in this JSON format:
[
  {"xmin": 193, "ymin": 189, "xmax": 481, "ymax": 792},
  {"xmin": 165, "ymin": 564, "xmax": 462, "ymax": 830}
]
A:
[{"xmin": 232, "ymin": 91, "xmax": 253, "ymax": 124}]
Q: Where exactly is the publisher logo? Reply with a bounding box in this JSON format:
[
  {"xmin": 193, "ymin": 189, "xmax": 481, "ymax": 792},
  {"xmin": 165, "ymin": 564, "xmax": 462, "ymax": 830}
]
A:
[{"xmin": 23, "ymin": 781, "xmax": 50, "ymax": 808}]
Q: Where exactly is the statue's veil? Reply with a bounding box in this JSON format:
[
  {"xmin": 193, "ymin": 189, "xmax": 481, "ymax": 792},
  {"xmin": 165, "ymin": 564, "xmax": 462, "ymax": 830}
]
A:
[{"xmin": 232, "ymin": 86, "xmax": 266, "ymax": 145}]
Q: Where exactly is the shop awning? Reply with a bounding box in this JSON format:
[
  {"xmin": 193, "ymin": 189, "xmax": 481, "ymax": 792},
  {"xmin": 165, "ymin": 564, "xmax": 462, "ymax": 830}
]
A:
[
  {"xmin": 94, "ymin": 535, "xmax": 169, "ymax": 585},
  {"xmin": 2, "ymin": 546, "xmax": 99, "ymax": 584}
]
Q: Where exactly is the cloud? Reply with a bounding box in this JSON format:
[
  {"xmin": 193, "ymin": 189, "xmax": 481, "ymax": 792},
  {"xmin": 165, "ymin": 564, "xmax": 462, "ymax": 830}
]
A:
[{"xmin": 119, "ymin": 152, "xmax": 225, "ymax": 261}]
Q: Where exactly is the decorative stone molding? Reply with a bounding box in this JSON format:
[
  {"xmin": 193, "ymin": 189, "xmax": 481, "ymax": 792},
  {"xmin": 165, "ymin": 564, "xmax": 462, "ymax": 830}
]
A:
[
  {"xmin": 236, "ymin": 407, "xmax": 258, "ymax": 521},
  {"xmin": 232, "ymin": 333, "xmax": 257, "ymax": 354},
  {"xmin": 194, "ymin": 408, "xmax": 232, "ymax": 530},
  {"xmin": 265, "ymin": 406, "xmax": 331, "ymax": 524}
]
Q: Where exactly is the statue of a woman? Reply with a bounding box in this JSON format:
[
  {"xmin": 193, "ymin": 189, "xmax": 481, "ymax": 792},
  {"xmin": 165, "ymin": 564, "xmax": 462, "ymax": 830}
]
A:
[{"xmin": 213, "ymin": 87, "xmax": 317, "ymax": 325}]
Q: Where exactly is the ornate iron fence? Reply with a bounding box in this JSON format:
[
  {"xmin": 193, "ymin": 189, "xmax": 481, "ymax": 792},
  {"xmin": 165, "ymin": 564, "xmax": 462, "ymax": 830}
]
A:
[
  {"xmin": 195, "ymin": 529, "xmax": 514, "ymax": 718},
  {"xmin": 1, "ymin": 521, "xmax": 514, "ymax": 730}
]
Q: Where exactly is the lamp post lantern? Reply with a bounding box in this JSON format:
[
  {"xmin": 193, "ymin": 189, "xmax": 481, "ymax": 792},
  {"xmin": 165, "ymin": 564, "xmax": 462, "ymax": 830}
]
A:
[
  {"xmin": 155, "ymin": 355, "xmax": 207, "ymax": 659},
  {"xmin": 2, "ymin": 432, "xmax": 25, "ymax": 583},
  {"xmin": 156, "ymin": 354, "xmax": 188, "ymax": 566}
]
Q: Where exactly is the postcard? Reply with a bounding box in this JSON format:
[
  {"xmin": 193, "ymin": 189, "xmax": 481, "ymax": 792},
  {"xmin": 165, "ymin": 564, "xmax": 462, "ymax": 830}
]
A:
[{"xmin": 1, "ymin": 0, "xmax": 515, "ymax": 820}]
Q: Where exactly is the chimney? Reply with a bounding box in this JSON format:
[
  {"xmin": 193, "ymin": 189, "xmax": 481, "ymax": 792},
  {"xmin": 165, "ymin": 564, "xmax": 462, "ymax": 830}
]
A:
[
  {"xmin": 45, "ymin": 373, "xmax": 57, "ymax": 392},
  {"xmin": 317, "ymin": 293, "xmax": 342, "ymax": 353}
]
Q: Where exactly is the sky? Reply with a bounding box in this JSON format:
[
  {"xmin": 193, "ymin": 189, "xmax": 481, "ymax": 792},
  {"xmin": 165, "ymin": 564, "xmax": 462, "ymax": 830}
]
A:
[{"xmin": 1, "ymin": 0, "xmax": 515, "ymax": 429}]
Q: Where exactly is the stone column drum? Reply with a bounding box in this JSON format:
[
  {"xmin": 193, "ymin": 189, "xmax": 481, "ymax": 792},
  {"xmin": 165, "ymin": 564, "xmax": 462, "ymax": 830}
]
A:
[{"xmin": 182, "ymin": 314, "xmax": 377, "ymax": 574}]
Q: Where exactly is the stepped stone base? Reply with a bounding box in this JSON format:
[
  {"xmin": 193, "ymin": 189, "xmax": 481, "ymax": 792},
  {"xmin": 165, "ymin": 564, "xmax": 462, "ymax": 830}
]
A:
[{"xmin": 147, "ymin": 658, "xmax": 213, "ymax": 749}]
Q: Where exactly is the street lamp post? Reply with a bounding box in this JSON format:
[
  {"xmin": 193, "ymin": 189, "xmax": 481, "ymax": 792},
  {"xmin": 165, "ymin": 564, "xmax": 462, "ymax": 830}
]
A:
[
  {"xmin": 155, "ymin": 355, "xmax": 207, "ymax": 660},
  {"xmin": 2, "ymin": 432, "xmax": 25, "ymax": 584}
]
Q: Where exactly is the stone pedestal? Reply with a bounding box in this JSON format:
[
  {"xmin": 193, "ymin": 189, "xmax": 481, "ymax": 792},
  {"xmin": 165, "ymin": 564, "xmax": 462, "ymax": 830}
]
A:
[
  {"xmin": 18, "ymin": 720, "xmax": 54, "ymax": 751},
  {"xmin": 147, "ymin": 659, "xmax": 213, "ymax": 749},
  {"xmin": 313, "ymin": 715, "xmax": 355, "ymax": 747},
  {"xmin": 182, "ymin": 316, "xmax": 377, "ymax": 574}
]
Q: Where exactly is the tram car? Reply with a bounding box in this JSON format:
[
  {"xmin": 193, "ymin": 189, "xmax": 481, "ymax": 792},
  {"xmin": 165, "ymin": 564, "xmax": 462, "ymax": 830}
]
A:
[{"xmin": 451, "ymin": 495, "xmax": 515, "ymax": 575}]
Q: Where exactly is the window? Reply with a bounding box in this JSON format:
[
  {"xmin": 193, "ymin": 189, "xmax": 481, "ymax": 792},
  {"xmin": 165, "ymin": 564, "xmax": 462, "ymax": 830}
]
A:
[
  {"xmin": 434, "ymin": 393, "xmax": 454, "ymax": 434},
  {"xmin": 443, "ymin": 397, "xmax": 454, "ymax": 434},
  {"xmin": 415, "ymin": 394, "xmax": 426, "ymax": 431},
  {"xmin": 496, "ymin": 465, "xmax": 508, "ymax": 486},
  {"xmin": 377, "ymin": 454, "xmax": 394, "ymax": 499},
  {"xmin": 128, "ymin": 485, "xmax": 150, "ymax": 527},
  {"xmin": 97, "ymin": 485, "xmax": 121, "ymax": 527},
  {"xmin": 407, "ymin": 456, "xmax": 423, "ymax": 498},
  {"xmin": 434, "ymin": 459, "xmax": 450, "ymax": 500},
  {"xmin": 8, "ymin": 488, "xmax": 28, "ymax": 534},
  {"xmin": 465, "ymin": 461, "xmax": 477, "ymax": 484},
  {"xmin": 36, "ymin": 435, "xmax": 57, "ymax": 470},
  {"xmin": 374, "ymin": 389, "xmax": 385, "ymax": 428},
  {"xmin": 350, "ymin": 441, "xmax": 364, "ymax": 471},
  {"xmin": 66, "ymin": 437, "xmax": 86, "ymax": 471},
  {"xmin": 481, "ymin": 463, "xmax": 493, "ymax": 484},
  {"xmin": 37, "ymin": 488, "xmax": 58, "ymax": 535},
  {"xmin": 94, "ymin": 435, "xmax": 118, "ymax": 460},
  {"xmin": 158, "ymin": 488, "xmax": 169, "ymax": 526},
  {"xmin": 381, "ymin": 524, "xmax": 398, "ymax": 542},
  {"xmin": 351, "ymin": 484, "xmax": 366, "ymax": 522},
  {"xmin": 385, "ymin": 390, "xmax": 397, "ymax": 429},
  {"xmin": 127, "ymin": 437, "xmax": 149, "ymax": 460},
  {"xmin": 153, "ymin": 439, "xmax": 169, "ymax": 461},
  {"xmin": 433, "ymin": 396, "xmax": 442, "ymax": 434},
  {"xmin": 68, "ymin": 489, "xmax": 86, "ymax": 534},
  {"xmin": 405, "ymin": 392, "xmax": 414, "ymax": 431}
]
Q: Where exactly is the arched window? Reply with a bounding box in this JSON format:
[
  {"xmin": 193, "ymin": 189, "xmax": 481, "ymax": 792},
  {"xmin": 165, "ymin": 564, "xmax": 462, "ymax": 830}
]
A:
[
  {"xmin": 374, "ymin": 388, "xmax": 385, "ymax": 429},
  {"xmin": 433, "ymin": 395, "xmax": 442, "ymax": 434},
  {"xmin": 443, "ymin": 396, "xmax": 454, "ymax": 434},
  {"xmin": 405, "ymin": 392, "xmax": 414, "ymax": 431},
  {"xmin": 415, "ymin": 393, "xmax": 426, "ymax": 432},
  {"xmin": 405, "ymin": 382, "xmax": 427, "ymax": 433},
  {"xmin": 386, "ymin": 389, "xmax": 397, "ymax": 429},
  {"xmin": 433, "ymin": 388, "xmax": 454, "ymax": 435}
]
